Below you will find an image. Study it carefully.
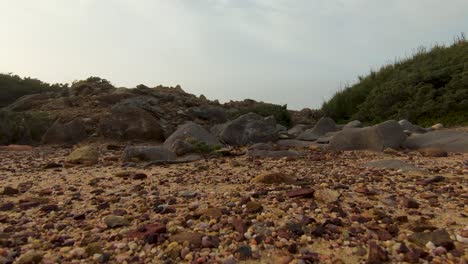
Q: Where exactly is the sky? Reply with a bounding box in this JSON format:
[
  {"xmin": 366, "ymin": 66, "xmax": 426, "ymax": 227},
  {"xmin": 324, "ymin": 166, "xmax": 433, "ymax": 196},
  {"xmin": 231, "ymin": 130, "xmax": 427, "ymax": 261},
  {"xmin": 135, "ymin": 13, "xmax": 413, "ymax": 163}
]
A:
[{"xmin": 1, "ymin": 0, "xmax": 467, "ymax": 110}]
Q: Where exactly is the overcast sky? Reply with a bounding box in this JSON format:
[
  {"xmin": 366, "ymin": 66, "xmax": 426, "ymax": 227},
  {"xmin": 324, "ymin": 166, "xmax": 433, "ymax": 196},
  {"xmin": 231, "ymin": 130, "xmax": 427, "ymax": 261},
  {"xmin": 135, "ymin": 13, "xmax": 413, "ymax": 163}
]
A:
[{"xmin": 1, "ymin": 0, "xmax": 467, "ymax": 109}]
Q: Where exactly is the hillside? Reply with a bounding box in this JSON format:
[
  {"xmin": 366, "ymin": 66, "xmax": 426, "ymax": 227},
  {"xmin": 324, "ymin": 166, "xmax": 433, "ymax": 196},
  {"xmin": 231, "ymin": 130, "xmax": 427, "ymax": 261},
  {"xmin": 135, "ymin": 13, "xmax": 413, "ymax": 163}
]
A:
[{"xmin": 322, "ymin": 37, "xmax": 468, "ymax": 127}]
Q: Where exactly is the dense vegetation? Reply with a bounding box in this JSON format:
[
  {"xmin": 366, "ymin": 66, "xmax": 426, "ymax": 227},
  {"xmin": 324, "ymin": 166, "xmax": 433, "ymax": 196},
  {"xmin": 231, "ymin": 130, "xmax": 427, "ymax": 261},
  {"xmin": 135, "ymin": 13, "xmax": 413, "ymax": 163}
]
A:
[
  {"xmin": 0, "ymin": 110, "xmax": 52, "ymax": 145},
  {"xmin": 322, "ymin": 36, "xmax": 468, "ymax": 127},
  {"xmin": 0, "ymin": 73, "xmax": 67, "ymax": 108}
]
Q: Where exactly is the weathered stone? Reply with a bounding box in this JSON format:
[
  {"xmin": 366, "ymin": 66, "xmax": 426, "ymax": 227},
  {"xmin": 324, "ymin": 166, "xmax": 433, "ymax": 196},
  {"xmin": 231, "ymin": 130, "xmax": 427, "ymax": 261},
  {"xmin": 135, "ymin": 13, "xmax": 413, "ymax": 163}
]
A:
[
  {"xmin": 418, "ymin": 148, "xmax": 448, "ymax": 157},
  {"xmin": 403, "ymin": 130, "xmax": 468, "ymax": 153},
  {"xmin": 252, "ymin": 172, "xmax": 296, "ymax": 184},
  {"xmin": 213, "ymin": 113, "xmax": 278, "ymax": 146},
  {"xmin": 170, "ymin": 232, "xmax": 204, "ymax": 248},
  {"xmin": 297, "ymin": 117, "xmax": 338, "ymax": 141},
  {"xmin": 163, "ymin": 122, "xmax": 221, "ymax": 155},
  {"xmin": 364, "ymin": 159, "xmax": 423, "ymax": 172},
  {"xmin": 314, "ymin": 188, "xmax": 340, "ymax": 203},
  {"xmin": 408, "ymin": 230, "xmax": 453, "ymax": 247},
  {"xmin": 102, "ymin": 215, "xmax": 129, "ymax": 228},
  {"xmin": 122, "ymin": 146, "xmax": 176, "ymax": 162},
  {"xmin": 329, "ymin": 120, "xmax": 407, "ymax": 151},
  {"xmin": 286, "ymin": 188, "xmax": 314, "ymax": 198},
  {"xmin": 66, "ymin": 146, "xmax": 99, "ymax": 165}
]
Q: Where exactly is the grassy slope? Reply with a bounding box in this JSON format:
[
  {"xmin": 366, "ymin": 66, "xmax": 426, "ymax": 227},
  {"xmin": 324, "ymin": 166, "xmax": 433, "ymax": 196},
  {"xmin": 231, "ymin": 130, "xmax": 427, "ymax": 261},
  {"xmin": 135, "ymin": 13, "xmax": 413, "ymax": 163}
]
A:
[{"xmin": 322, "ymin": 38, "xmax": 468, "ymax": 127}]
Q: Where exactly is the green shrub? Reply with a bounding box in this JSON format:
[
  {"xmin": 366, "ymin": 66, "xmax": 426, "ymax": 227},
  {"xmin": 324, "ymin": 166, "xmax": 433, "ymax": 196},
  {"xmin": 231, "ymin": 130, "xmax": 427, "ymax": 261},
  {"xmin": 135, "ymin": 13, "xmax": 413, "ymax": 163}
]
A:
[
  {"xmin": 322, "ymin": 35, "xmax": 468, "ymax": 127},
  {"xmin": 0, "ymin": 110, "xmax": 53, "ymax": 145},
  {"xmin": 0, "ymin": 73, "xmax": 67, "ymax": 108}
]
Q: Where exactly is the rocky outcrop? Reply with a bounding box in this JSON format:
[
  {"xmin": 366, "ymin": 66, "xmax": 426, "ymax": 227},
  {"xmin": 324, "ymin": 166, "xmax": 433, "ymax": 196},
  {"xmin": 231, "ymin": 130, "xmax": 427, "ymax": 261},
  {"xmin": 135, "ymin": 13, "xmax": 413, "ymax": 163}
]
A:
[
  {"xmin": 122, "ymin": 146, "xmax": 176, "ymax": 162},
  {"xmin": 99, "ymin": 101, "xmax": 164, "ymax": 141},
  {"xmin": 42, "ymin": 119, "xmax": 88, "ymax": 144},
  {"xmin": 328, "ymin": 120, "xmax": 407, "ymax": 151},
  {"xmin": 163, "ymin": 122, "xmax": 221, "ymax": 155},
  {"xmin": 297, "ymin": 117, "xmax": 339, "ymax": 141},
  {"xmin": 6, "ymin": 94, "xmax": 51, "ymax": 112},
  {"xmin": 287, "ymin": 124, "xmax": 309, "ymax": 137},
  {"xmin": 403, "ymin": 130, "xmax": 468, "ymax": 153},
  {"xmin": 213, "ymin": 113, "xmax": 278, "ymax": 146}
]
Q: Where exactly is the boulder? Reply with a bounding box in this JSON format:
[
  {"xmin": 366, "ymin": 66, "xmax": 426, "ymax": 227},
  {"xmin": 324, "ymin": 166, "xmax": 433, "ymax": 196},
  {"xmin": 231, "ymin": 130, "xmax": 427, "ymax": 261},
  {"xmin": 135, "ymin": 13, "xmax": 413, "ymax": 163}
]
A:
[
  {"xmin": 343, "ymin": 120, "xmax": 362, "ymax": 129},
  {"xmin": 287, "ymin": 124, "xmax": 309, "ymax": 137},
  {"xmin": 214, "ymin": 113, "xmax": 278, "ymax": 146},
  {"xmin": 42, "ymin": 119, "xmax": 88, "ymax": 144},
  {"xmin": 297, "ymin": 117, "xmax": 338, "ymax": 141},
  {"xmin": 99, "ymin": 102, "xmax": 164, "ymax": 141},
  {"xmin": 163, "ymin": 122, "xmax": 221, "ymax": 155},
  {"xmin": 122, "ymin": 146, "xmax": 176, "ymax": 162},
  {"xmin": 403, "ymin": 130, "xmax": 468, "ymax": 153},
  {"xmin": 328, "ymin": 120, "xmax": 407, "ymax": 151},
  {"xmin": 398, "ymin": 119, "xmax": 428, "ymax": 134},
  {"xmin": 66, "ymin": 146, "xmax": 99, "ymax": 165},
  {"xmin": 187, "ymin": 105, "xmax": 227, "ymax": 123},
  {"xmin": 276, "ymin": 124, "xmax": 287, "ymax": 133}
]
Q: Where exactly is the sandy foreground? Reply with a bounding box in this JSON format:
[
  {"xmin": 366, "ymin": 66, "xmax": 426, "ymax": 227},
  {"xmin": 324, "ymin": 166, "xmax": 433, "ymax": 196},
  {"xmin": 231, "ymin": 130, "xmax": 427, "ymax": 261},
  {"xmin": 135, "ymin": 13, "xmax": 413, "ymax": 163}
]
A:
[{"xmin": 0, "ymin": 146, "xmax": 467, "ymax": 263}]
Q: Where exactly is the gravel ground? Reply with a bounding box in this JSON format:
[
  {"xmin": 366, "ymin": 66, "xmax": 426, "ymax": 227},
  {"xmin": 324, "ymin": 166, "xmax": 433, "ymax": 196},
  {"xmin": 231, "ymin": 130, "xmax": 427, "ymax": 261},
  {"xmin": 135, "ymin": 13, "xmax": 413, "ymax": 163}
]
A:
[{"xmin": 0, "ymin": 145, "xmax": 467, "ymax": 263}]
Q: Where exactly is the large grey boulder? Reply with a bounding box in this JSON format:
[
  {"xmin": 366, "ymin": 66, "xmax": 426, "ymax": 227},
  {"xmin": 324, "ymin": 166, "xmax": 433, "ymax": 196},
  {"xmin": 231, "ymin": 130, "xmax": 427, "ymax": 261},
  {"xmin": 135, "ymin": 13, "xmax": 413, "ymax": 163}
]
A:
[
  {"xmin": 163, "ymin": 122, "xmax": 221, "ymax": 155},
  {"xmin": 42, "ymin": 119, "xmax": 88, "ymax": 144},
  {"xmin": 187, "ymin": 105, "xmax": 227, "ymax": 123},
  {"xmin": 343, "ymin": 120, "xmax": 362, "ymax": 129},
  {"xmin": 297, "ymin": 117, "xmax": 339, "ymax": 141},
  {"xmin": 403, "ymin": 130, "xmax": 468, "ymax": 153},
  {"xmin": 122, "ymin": 146, "xmax": 176, "ymax": 162},
  {"xmin": 398, "ymin": 119, "xmax": 428, "ymax": 134},
  {"xmin": 99, "ymin": 102, "xmax": 164, "ymax": 141},
  {"xmin": 287, "ymin": 124, "xmax": 309, "ymax": 137},
  {"xmin": 328, "ymin": 120, "xmax": 407, "ymax": 151},
  {"xmin": 213, "ymin": 113, "xmax": 278, "ymax": 146},
  {"xmin": 7, "ymin": 94, "xmax": 50, "ymax": 112}
]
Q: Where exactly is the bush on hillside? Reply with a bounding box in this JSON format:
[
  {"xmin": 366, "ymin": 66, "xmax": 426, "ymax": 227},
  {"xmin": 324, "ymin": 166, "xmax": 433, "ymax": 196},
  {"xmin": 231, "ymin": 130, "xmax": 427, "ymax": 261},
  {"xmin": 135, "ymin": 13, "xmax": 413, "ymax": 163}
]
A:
[
  {"xmin": 0, "ymin": 110, "xmax": 53, "ymax": 145},
  {"xmin": 322, "ymin": 36, "xmax": 468, "ymax": 127},
  {"xmin": 0, "ymin": 73, "xmax": 67, "ymax": 108}
]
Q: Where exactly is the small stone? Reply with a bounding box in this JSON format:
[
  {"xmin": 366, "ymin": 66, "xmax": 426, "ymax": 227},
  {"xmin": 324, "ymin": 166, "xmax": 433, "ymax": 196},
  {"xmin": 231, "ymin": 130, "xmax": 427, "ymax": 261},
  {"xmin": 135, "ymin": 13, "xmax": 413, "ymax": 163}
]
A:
[
  {"xmin": 314, "ymin": 188, "xmax": 340, "ymax": 203},
  {"xmin": 232, "ymin": 218, "xmax": 248, "ymax": 234},
  {"xmin": 2, "ymin": 186, "xmax": 19, "ymax": 196},
  {"xmin": 402, "ymin": 198, "xmax": 419, "ymax": 209},
  {"xmin": 251, "ymin": 172, "xmax": 295, "ymax": 184},
  {"xmin": 40, "ymin": 204, "xmax": 59, "ymax": 213},
  {"xmin": 165, "ymin": 242, "xmax": 182, "ymax": 259},
  {"xmin": 366, "ymin": 241, "xmax": 388, "ymax": 264},
  {"xmin": 16, "ymin": 250, "xmax": 43, "ymax": 264},
  {"xmin": 286, "ymin": 188, "xmax": 314, "ymax": 198},
  {"xmin": 237, "ymin": 245, "xmax": 252, "ymax": 260},
  {"xmin": 0, "ymin": 202, "xmax": 14, "ymax": 211},
  {"xmin": 408, "ymin": 229, "xmax": 453, "ymax": 247},
  {"xmin": 245, "ymin": 201, "xmax": 263, "ymax": 213},
  {"xmin": 102, "ymin": 215, "xmax": 129, "ymax": 228},
  {"xmin": 170, "ymin": 232, "xmax": 204, "ymax": 248},
  {"xmin": 86, "ymin": 243, "xmax": 103, "ymax": 256},
  {"xmin": 419, "ymin": 148, "xmax": 448, "ymax": 157},
  {"xmin": 200, "ymin": 208, "xmax": 223, "ymax": 219}
]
